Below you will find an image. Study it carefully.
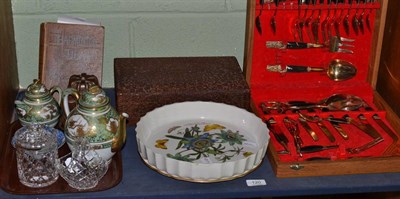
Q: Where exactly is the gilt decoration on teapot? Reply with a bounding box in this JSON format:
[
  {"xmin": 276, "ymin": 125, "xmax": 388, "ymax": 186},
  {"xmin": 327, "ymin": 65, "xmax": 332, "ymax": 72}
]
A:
[
  {"xmin": 63, "ymin": 85, "xmax": 128, "ymax": 162},
  {"xmin": 15, "ymin": 79, "xmax": 62, "ymax": 127}
]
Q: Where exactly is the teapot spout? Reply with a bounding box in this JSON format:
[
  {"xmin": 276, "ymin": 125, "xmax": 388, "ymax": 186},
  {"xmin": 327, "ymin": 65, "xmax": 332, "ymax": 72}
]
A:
[{"xmin": 111, "ymin": 112, "xmax": 129, "ymax": 152}]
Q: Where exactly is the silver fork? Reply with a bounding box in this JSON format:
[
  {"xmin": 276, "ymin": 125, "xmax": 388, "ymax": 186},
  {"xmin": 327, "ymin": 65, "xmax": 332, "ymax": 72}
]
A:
[{"xmin": 329, "ymin": 36, "xmax": 355, "ymax": 53}]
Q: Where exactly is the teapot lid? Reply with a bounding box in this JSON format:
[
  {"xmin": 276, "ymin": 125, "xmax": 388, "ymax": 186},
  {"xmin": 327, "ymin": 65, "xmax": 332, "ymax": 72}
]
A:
[
  {"xmin": 79, "ymin": 85, "xmax": 109, "ymax": 108},
  {"xmin": 25, "ymin": 79, "xmax": 50, "ymax": 99}
]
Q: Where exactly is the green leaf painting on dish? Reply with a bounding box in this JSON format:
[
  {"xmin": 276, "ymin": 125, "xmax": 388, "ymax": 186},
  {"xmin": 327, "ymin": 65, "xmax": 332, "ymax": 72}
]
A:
[{"xmin": 159, "ymin": 123, "xmax": 251, "ymax": 163}]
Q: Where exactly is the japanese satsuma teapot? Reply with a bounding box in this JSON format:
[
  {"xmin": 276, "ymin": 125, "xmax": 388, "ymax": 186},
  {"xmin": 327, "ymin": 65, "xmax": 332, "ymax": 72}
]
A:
[
  {"xmin": 15, "ymin": 79, "xmax": 62, "ymax": 127},
  {"xmin": 63, "ymin": 85, "xmax": 128, "ymax": 162}
]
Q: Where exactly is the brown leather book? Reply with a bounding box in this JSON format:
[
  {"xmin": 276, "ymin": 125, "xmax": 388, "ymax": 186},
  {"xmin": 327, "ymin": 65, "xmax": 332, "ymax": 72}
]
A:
[{"xmin": 38, "ymin": 22, "xmax": 104, "ymax": 89}]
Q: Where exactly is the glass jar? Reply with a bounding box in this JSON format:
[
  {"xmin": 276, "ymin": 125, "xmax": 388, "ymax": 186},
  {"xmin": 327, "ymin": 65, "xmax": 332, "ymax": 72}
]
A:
[{"xmin": 15, "ymin": 124, "xmax": 59, "ymax": 188}]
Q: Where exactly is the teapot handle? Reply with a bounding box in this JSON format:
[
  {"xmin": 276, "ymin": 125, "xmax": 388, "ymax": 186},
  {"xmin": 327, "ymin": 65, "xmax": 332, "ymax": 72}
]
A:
[
  {"xmin": 49, "ymin": 86, "xmax": 63, "ymax": 105},
  {"xmin": 63, "ymin": 88, "xmax": 80, "ymax": 116}
]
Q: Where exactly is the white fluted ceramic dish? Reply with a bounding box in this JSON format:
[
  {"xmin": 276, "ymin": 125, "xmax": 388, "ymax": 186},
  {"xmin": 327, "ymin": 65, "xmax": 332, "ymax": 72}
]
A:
[{"xmin": 135, "ymin": 101, "xmax": 270, "ymax": 183}]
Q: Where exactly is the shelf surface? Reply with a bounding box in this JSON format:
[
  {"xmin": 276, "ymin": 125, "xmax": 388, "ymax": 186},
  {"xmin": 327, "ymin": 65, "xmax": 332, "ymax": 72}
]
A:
[{"xmin": 1, "ymin": 89, "xmax": 400, "ymax": 199}]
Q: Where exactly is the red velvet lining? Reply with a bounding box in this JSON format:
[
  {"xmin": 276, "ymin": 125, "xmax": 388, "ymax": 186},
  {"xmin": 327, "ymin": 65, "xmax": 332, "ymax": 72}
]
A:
[{"xmin": 249, "ymin": 1, "xmax": 394, "ymax": 162}]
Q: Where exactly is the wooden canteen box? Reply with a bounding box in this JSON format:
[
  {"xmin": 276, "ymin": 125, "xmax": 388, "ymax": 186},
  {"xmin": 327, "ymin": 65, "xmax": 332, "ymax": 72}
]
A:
[
  {"xmin": 114, "ymin": 56, "xmax": 251, "ymax": 125},
  {"xmin": 244, "ymin": 0, "xmax": 400, "ymax": 177}
]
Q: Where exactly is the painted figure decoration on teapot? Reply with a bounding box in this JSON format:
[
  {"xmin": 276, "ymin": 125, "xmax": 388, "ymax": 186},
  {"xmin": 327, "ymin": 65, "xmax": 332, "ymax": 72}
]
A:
[
  {"xmin": 15, "ymin": 79, "xmax": 62, "ymax": 127},
  {"xmin": 63, "ymin": 85, "xmax": 128, "ymax": 162}
]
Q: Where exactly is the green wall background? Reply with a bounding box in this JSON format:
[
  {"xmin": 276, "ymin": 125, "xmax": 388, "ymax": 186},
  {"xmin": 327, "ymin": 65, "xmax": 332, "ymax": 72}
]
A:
[{"xmin": 12, "ymin": 0, "xmax": 247, "ymax": 88}]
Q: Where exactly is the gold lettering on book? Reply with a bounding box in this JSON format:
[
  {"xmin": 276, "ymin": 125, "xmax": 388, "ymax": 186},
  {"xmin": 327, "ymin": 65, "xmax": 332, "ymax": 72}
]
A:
[
  {"xmin": 62, "ymin": 48, "xmax": 101, "ymax": 61},
  {"xmin": 63, "ymin": 34, "xmax": 97, "ymax": 47},
  {"xmin": 63, "ymin": 48, "xmax": 78, "ymax": 60},
  {"xmin": 49, "ymin": 30, "xmax": 62, "ymax": 45},
  {"xmin": 48, "ymin": 30, "xmax": 99, "ymax": 48}
]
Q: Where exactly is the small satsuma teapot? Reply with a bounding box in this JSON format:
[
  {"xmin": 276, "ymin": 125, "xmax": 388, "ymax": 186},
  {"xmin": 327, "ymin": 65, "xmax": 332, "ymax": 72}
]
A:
[
  {"xmin": 15, "ymin": 79, "xmax": 62, "ymax": 127},
  {"xmin": 63, "ymin": 85, "xmax": 128, "ymax": 162}
]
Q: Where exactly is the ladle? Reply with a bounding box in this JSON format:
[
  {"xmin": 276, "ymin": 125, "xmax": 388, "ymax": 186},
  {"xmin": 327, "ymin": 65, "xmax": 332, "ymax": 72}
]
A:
[
  {"xmin": 266, "ymin": 59, "xmax": 357, "ymax": 81},
  {"xmin": 262, "ymin": 94, "xmax": 365, "ymax": 113}
]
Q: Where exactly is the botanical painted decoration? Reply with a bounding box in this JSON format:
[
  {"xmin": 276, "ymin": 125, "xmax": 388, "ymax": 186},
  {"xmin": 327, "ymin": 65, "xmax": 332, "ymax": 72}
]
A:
[{"xmin": 153, "ymin": 123, "xmax": 257, "ymax": 163}]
